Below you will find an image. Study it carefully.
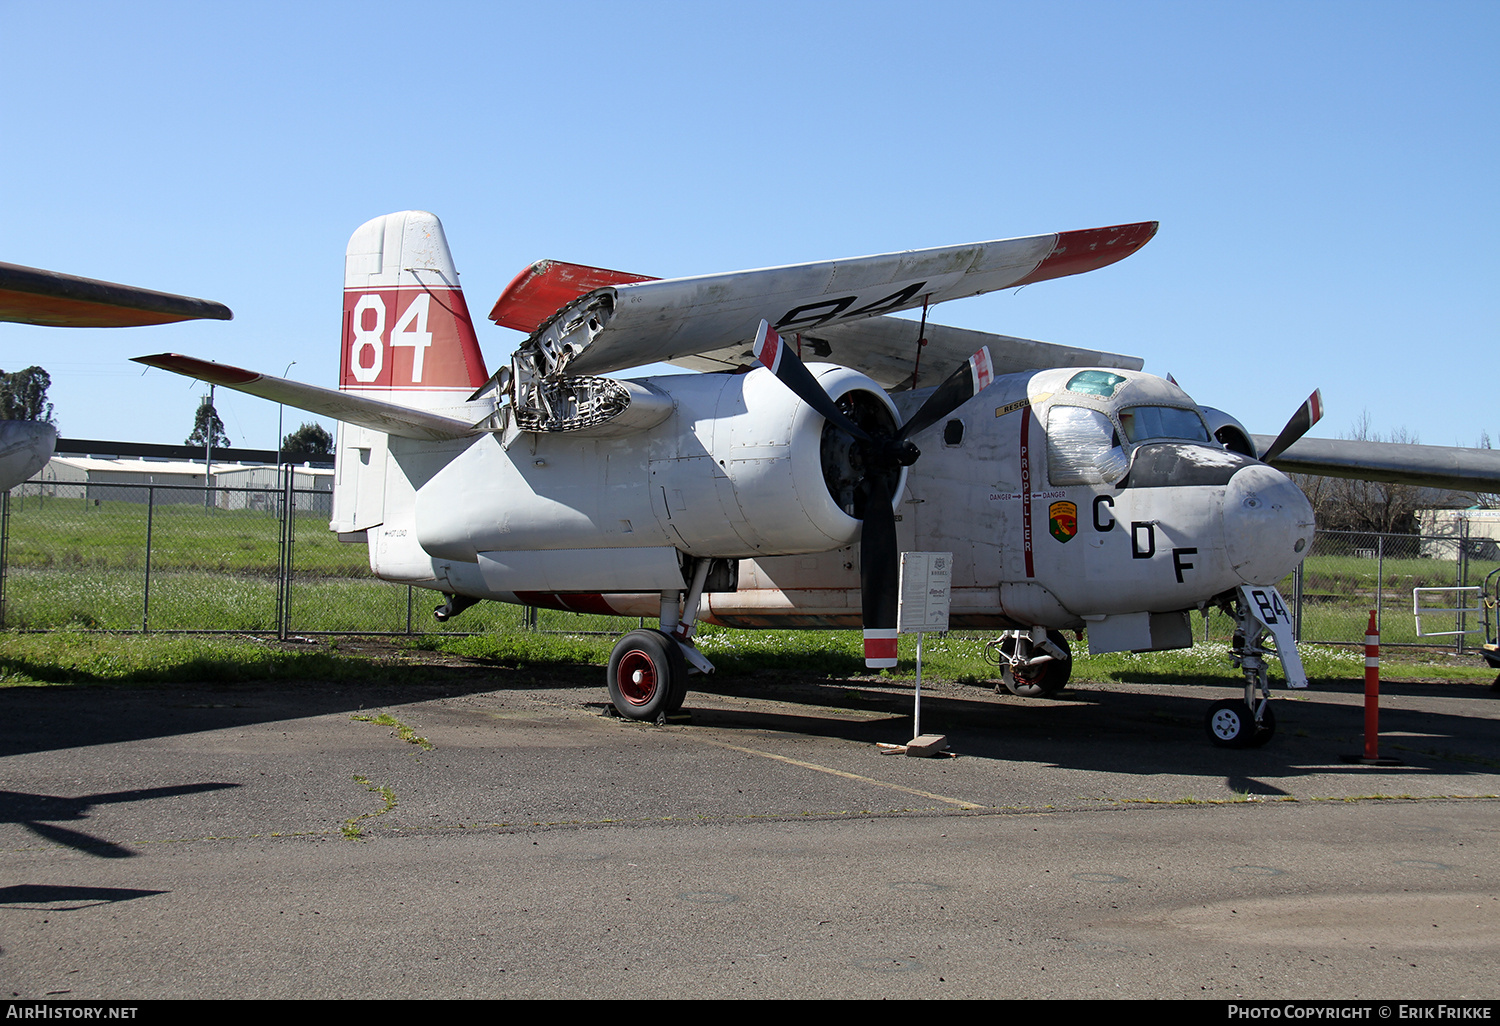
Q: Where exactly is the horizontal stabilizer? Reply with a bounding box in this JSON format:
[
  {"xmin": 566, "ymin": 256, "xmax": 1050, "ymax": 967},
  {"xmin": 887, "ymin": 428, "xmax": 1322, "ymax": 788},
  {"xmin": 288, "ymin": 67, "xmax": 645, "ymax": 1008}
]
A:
[
  {"xmin": 0, "ymin": 262, "xmax": 232, "ymax": 327},
  {"xmin": 1255, "ymin": 435, "xmax": 1500, "ymax": 494},
  {"xmin": 132, "ymin": 354, "xmax": 479, "ymax": 441}
]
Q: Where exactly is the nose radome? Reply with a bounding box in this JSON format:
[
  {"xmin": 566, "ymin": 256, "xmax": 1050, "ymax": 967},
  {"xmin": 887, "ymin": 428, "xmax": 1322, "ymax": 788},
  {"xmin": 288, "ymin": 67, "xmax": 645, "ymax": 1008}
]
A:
[{"xmin": 1223, "ymin": 463, "xmax": 1315, "ymax": 585}]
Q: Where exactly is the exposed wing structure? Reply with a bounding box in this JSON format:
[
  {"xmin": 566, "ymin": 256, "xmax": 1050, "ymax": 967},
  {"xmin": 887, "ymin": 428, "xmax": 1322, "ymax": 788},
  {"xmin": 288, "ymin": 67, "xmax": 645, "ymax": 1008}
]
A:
[
  {"xmin": 132, "ymin": 354, "xmax": 478, "ymax": 442},
  {"xmin": 490, "ymin": 260, "xmax": 657, "ymax": 332},
  {"xmin": 1255, "ymin": 435, "xmax": 1500, "ymax": 493},
  {"xmin": 0, "ymin": 262, "xmax": 232, "ymax": 327},
  {"xmin": 508, "ymin": 222, "xmax": 1157, "ymax": 380}
]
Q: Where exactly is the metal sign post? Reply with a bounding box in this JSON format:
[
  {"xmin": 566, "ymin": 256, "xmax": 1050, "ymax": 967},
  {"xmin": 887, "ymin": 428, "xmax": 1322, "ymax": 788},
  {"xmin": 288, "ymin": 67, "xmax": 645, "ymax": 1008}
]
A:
[{"xmin": 898, "ymin": 551, "xmax": 952, "ymax": 755}]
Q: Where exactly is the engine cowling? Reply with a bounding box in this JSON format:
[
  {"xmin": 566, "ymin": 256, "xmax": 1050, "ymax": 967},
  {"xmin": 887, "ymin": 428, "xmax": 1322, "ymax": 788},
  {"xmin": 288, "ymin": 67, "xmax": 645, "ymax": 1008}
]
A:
[
  {"xmin": 413, "ymin": 364, "xmax": 904, "ymax": 566},
  {"xmin": 647, "ymin": 363, "xmax": 904, "ymax": 557}
]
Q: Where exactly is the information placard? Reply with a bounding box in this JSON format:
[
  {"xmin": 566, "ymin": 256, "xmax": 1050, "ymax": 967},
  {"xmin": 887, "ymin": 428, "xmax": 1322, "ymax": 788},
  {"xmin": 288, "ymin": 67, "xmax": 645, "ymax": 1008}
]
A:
[{"xmin": 898, "ymin": 551, "xmax": 952, "ymax": 634}]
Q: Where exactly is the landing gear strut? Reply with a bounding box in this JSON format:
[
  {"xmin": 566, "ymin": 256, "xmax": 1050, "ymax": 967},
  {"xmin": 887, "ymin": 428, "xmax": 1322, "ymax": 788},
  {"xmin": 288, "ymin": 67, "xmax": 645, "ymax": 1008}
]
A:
[
  {"xmin": 605, "ymin": 558, "xmax": 717, "ymax": 722},
  {"xmin": 987, "ymin": 628, "xmax": 1072, "ymax": 697},
  {"xmin": 1206, "ymin": 588, "xmax": 1292, "ymax": 748}
]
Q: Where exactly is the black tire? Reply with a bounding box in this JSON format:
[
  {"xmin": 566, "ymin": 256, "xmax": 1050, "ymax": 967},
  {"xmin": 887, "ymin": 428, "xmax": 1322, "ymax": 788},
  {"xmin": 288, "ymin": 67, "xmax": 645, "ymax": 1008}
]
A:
[
  {"xmin": 1001, "ymin": 631, "xmax": 1072, "ymax": 697},
  {"xmin": 1206, "ymin": 698, "xmax": 1272, "ymax": 749},
  {"xmin": 607, "ymin": 629, "xmax": 687, "ymax": 721}
]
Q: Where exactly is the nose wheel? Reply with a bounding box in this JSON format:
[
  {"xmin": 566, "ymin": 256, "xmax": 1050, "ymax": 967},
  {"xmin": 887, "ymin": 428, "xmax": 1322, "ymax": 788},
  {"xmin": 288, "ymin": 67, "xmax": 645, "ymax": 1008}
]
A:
[{"xmin": 1206, "ymin": 698, "xmax": 1276, "ymax": 748}]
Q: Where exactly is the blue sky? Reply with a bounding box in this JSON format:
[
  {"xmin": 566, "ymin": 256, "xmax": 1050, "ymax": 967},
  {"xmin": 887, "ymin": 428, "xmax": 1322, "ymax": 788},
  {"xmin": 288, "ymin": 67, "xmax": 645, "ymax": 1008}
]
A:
[{"xmin": 1, "ymin": 0, "xmax": 1494, "ymax": 451}]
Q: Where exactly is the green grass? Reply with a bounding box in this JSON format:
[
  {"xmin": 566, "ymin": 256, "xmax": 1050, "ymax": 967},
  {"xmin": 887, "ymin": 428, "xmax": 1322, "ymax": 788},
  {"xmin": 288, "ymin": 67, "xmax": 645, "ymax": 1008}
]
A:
[
  {"xmin": 1, "ymin": 626, "xmax": 1492, "ymax": 692},
  {"xmin": 6, "ymin": 497, "xmax": 365, "ymax": 573},
  {"xmin": 5, "ymin": 495, "xmax": 1498, "ymax": 660},
  {"xmin": 0, "ymin": 631, "xmax": 419, "ymax": 686}
]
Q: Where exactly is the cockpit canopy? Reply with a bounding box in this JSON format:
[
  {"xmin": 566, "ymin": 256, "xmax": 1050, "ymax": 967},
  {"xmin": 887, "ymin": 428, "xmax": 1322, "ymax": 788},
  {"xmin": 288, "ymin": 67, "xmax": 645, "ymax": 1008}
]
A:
[{"xmin": 1037, "ymin": 369, "xmax": 1223, "ymax": 488}]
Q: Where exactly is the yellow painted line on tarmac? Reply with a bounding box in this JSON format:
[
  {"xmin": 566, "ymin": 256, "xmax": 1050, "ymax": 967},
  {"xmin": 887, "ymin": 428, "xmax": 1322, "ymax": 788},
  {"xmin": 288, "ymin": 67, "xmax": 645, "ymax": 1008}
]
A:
[{"xmin": 690, "ymin": 735, "xmax": 987, "ymax": 810}]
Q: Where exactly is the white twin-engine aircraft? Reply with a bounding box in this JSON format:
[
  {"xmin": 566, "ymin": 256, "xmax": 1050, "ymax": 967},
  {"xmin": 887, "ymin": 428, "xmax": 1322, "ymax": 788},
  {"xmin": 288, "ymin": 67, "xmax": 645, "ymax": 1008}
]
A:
[{"xmin": 134, "ymin": 211, "xmax": 1500, "ymax": 748}]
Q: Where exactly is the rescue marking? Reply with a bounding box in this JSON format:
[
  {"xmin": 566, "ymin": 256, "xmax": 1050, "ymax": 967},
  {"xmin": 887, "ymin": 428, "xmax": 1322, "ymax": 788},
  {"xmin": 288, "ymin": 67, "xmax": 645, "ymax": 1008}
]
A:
[{"xmin": 994, "ymin": 392, "xmax": 1051, "ymax": 418}]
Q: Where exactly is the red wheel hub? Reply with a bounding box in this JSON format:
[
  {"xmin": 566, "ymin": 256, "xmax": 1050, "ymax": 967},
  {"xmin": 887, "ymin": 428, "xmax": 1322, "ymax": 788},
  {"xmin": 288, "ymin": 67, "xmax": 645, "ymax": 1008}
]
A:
[{"xmin": 616, "ymin": 650, "xmax": 658, "ymax": 705}]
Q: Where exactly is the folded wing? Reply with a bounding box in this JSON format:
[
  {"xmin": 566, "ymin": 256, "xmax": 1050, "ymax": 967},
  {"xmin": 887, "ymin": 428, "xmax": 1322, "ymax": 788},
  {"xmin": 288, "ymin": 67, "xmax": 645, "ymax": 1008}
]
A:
[{"xmin": 502, "ymin": 222, "xmax": 1157, "ymax": 380}]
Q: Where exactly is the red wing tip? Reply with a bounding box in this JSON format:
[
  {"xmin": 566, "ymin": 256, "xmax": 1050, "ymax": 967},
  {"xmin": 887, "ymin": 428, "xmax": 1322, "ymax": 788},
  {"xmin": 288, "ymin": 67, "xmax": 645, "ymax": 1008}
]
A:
[
  {"xmin": 489, "ymin": 259, "xmax": 658, "ymax": 333},
  {"xmin": 1009, "ymin": 221, "xmax": 1159, "ymax": 289}
]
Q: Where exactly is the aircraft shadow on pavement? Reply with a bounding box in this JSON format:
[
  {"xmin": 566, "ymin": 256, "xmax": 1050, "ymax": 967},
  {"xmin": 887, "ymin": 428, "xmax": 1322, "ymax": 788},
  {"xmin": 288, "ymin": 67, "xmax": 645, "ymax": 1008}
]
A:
[
  {"xmin": 0, "ymin": 659, "xmax": 594, "ymax": 758},
  {"xmin": 683, "ymin": 673, "xmax": 1500, "ymax": 786},
  {"xmin": 0, "ymin": 782, "xmax": 238, "ymax": 858}
]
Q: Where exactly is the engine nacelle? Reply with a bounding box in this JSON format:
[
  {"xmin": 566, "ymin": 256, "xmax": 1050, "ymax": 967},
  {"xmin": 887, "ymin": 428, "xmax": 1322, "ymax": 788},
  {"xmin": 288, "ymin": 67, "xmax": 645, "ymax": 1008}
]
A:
[
  {"xmin": 1199, "ymin": 405, "xmax": 1257, "ymax": 458},
  {"xmin": 413, "ymin": 364, "xmax": 903, "ymax": 567}
]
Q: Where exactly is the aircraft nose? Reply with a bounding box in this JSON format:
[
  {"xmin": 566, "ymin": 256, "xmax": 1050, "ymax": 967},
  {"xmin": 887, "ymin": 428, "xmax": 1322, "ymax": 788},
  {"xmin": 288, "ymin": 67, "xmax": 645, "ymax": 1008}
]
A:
[{"xmin": 1222, "ymin": 463, "xmax": 1315, "ymax": 585}]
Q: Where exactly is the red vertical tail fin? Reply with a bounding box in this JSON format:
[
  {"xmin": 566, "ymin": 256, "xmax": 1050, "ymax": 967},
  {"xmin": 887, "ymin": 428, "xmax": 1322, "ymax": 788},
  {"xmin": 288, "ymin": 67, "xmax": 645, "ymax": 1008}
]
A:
[{"xmin": 341, "ymin": 211, "xmax": 488, "ymax": 411}]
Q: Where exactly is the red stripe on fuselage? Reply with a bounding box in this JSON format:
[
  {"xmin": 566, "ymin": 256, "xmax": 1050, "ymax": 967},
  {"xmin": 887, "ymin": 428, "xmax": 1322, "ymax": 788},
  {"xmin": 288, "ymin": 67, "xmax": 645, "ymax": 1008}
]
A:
[
  {"xmin": 1020, "ymin": 410, "xmax": 1034, "ymax": 578},
  {"xmin": 513, "ymin": 592, "xmax": 621, "ymax": 616}
]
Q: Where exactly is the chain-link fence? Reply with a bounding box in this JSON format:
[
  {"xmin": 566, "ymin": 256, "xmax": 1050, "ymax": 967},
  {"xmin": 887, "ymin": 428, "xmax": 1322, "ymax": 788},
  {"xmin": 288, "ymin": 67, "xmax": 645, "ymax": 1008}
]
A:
[
  {"xmin": 0, "ymin": 479, "xmax": 643, "ymax": 636},
  {"xmin": 2, "ymin": 479, "xmax": 1493, "ymax": 648}
]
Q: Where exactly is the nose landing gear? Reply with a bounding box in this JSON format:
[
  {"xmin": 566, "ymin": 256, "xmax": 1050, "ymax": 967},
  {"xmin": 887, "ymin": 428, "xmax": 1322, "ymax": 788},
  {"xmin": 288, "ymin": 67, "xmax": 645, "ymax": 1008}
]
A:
[{"xmin": 1205, "ymin": 585, "xmax": 1305, "ymax": 748}]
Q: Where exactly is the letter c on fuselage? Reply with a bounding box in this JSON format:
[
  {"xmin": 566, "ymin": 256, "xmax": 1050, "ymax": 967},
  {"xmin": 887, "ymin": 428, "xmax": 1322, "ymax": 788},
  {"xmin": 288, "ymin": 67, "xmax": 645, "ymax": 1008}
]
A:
[{"xmin": 1093, "ymin": 494, "xmax": 1115, "ymax": 532}]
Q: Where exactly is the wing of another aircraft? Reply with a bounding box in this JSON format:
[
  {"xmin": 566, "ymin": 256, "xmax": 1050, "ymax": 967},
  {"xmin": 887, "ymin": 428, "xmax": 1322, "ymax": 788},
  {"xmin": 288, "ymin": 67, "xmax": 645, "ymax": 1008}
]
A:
[
  {"xmin": 501, "ymin": 222, "xmax": 1157, "ymax": 380},
  {"xmin": 0, "ymin": 262, "xmax": 232, "ymax": 327},
  {"xmin": 132, "ymin": 354, "xmax": 479, "ymax": 442},
  {"xmin": 1255, "ymin": 435, "xmax": 1500, "ymax": 494}
]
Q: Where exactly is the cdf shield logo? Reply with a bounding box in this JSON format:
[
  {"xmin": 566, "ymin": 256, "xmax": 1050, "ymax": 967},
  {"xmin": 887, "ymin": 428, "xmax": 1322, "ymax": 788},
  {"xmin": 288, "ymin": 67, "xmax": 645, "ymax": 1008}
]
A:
[{"xmin": 1048, "ymin": 501, "xmax": 1078, "ymax": 543}]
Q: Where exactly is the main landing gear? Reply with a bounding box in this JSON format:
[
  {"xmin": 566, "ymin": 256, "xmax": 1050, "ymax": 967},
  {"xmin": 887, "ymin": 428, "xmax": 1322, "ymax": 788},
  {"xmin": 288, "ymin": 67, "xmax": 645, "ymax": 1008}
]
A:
[
  {"xmin": 607, "ymin": 629, "xmax": 689, "ymax": 721},
  {"xmin": 607, "ymin": 559, "xmax": 716, "ymax": 723},
  {"xmin": 987, "ymin": 628, "xmax": 1073, "ymax": 698}
]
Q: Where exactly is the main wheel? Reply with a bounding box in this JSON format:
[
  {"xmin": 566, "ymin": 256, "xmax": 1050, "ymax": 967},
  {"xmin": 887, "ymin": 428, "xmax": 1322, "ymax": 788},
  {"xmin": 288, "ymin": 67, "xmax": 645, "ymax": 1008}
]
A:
[
  {"xmin": 607, "ymin": 629, "xmax": 688, "ymax": 721},
  {"xmin": 1206, "ymin": 698, "xmax": 1274, "ymax": 748},
  {"xmin": 1001, "ymin": 631, "xmax": 1072, "ymax": 697}
]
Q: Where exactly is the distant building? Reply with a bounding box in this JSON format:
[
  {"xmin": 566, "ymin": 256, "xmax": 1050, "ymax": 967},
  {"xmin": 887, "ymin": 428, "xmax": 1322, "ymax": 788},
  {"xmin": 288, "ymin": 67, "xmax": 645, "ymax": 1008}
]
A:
[
  {"xmin": 1416, "ymin": 507, "xmax": 1500, "ymax": 560},
  {"xmin": 19, "ymin": 455, "xmax": 333, "ymax": 514}
]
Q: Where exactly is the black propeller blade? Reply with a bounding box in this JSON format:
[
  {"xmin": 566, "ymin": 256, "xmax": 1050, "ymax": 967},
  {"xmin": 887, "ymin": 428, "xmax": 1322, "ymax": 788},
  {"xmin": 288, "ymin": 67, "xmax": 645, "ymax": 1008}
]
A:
[
  {"xmin": 1260, "ymin": 389, "xmax": 1324, "ymax": 464},
  {"xmin": 753, "ymin": 320, "xmax": 994, "ymax": 667}
]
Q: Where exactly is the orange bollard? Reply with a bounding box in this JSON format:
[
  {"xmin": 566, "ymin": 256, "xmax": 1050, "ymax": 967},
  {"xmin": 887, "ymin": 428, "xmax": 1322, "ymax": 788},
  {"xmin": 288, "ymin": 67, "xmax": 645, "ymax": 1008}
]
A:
[{"xmin": 1343, "ymin": 609, "xmax": 1402, "ymax": 765}]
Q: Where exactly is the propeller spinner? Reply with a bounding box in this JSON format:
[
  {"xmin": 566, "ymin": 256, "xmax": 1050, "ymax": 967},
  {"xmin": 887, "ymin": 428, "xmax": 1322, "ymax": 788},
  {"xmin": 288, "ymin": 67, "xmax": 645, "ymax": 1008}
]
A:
[{"xmin": 753, "ymin": 321, "xmax": 995, "ymax": 667}]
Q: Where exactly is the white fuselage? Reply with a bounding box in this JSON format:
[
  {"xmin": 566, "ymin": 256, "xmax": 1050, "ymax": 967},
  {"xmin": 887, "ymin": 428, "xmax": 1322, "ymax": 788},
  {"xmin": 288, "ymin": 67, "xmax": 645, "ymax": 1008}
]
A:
[{"xmin": 344, "ymin": 364, "xmax": 1314, "ymax": 653}]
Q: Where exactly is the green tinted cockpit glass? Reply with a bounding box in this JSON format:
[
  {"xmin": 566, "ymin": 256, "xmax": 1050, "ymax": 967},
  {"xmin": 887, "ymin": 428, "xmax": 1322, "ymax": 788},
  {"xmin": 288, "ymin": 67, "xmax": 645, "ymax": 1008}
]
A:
[
  {"xmin": 1118, "ymin": 405, "xmax": 1211, "ymax": 443},
  {"xmin": 1064, "ymin": 370, "xmax": 1127, "ymax": 398}
]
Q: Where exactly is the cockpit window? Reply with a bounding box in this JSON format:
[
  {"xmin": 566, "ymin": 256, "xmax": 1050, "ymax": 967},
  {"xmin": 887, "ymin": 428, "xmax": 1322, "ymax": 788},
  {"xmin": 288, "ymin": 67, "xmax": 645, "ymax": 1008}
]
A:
[
  {"xmin": 1064, "ymin": 370, "xmax": 1127, "ymax": 398},
  {"xmin": 1047, "ymin": 406, "xmax": 1128, "ymax": 485},
  {"xmin": 1117, "ymin": 405, "xmax": 1211, "ymax": 444}
]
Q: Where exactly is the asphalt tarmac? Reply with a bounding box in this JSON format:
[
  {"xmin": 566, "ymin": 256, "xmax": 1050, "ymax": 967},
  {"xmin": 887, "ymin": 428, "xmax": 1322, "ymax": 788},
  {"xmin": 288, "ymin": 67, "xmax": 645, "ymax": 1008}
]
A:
[{"xmin": 2, "ymin": 659, "xmax": 1498, "ymax": 1000}]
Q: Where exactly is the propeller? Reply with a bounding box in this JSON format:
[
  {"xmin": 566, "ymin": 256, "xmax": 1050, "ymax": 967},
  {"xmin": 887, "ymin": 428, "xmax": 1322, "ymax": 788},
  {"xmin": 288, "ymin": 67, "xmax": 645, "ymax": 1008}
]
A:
[
  {"xmin": 753, "ymin": 320, "xmax": 994, "ymax": 667},
  {"xmin": 1259, "ymin": 389, "xmax": 1324, "ymax": 464}
]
